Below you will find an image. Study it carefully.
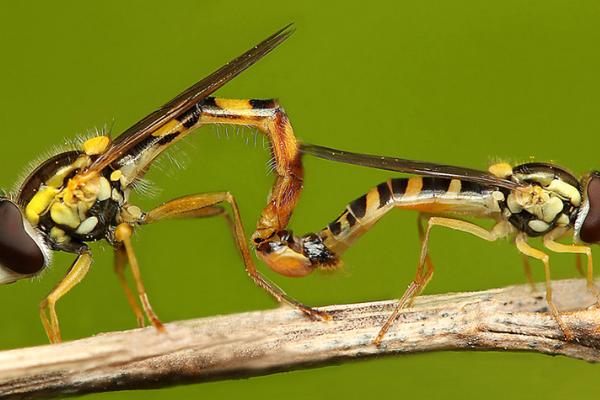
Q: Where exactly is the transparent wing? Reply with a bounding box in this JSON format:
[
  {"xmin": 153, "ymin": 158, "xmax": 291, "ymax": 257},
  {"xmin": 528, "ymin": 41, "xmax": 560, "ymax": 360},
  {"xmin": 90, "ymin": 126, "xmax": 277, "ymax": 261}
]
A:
[
  {"xmin": 87, "ymin": 24, "xmax": 294, "ymax": 173},
  {"xmin": 301, "ymin": 143, "xmax": 524, "ymax": 190}
]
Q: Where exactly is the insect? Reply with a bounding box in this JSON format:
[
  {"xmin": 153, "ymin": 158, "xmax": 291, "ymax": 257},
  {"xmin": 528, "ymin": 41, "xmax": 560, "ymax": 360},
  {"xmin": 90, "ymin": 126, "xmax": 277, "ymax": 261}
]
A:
[
  {"xmin": 0, "ymin": 25, "xmax": 328, "ymax": 343},
  {"xmin": 253, "ymin": 142, "xmax": 600, "ymax": 346}
]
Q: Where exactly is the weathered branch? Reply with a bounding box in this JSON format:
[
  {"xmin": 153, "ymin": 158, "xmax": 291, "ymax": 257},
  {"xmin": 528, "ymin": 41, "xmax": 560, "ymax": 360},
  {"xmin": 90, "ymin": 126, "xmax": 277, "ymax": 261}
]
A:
[{"xmin": 1, "ymin": 278, "xmax": 600, "ymax": 399}]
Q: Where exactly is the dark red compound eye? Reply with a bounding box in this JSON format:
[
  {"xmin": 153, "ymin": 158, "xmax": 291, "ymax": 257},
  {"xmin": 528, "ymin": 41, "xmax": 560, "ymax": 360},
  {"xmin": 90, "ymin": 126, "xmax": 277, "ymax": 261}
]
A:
[
  {"xmin": 580, "ymin": 173, "xmax": 600, "ymax": 244},
  {"xmin": 0, "ymin": 200, "xmax": 45, "ymax": 274}
]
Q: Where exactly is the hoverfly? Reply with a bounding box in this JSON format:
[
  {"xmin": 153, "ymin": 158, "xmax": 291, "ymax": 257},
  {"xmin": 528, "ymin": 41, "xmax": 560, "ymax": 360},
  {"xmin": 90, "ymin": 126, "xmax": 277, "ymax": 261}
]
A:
[
  {"xmin": 0, "ymin": 25, "xmax": 328, "ymax": 343},
  {"xmin": 252, "ymin": 142, "xmax": 600, "ymax": 346}
]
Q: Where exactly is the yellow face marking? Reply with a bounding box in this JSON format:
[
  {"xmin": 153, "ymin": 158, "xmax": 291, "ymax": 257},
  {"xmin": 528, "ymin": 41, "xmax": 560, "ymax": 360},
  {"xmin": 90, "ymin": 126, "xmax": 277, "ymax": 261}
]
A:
[
  {"xmin": 25, "ymin": 187, "xmax": 60, "ymax": 225},
  {"xmin": 214, "ymin": 98, "xmax": 253, "ymax": 110},
  {"xmin": 405, "ymin": 177, "xmax": 423, "ymax": 198},
  {"xmin": 488, "ymin": 163, "xmax": 513, "ymax": 178},
  {"xmin": 83, "ymin": 136, "xmax": 110, "ymax": 156},
  {"xmin": 110, "ymin": 170, "xmax": 122, "ymax": 182},
  {"xmin": 151, "ymin": 119, "xmax": 184, "ymax": 137}
]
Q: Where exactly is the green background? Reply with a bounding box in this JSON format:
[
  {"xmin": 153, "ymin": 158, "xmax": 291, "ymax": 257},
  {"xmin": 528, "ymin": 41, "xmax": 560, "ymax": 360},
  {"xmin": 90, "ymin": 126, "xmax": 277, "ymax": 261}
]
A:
[{"xmin": 1, "ymin": 1, "xmax": 599, "ymax": 398}]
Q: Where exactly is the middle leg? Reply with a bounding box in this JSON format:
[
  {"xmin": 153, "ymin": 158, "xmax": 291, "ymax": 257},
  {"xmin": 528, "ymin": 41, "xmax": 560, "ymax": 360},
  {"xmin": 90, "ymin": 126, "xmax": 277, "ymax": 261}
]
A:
[
  {"xmin": 114, "ymin": 223, "xmax": 165, "ymax": 332},
  {"xmin": 141, "ymin": 192, "xmax": 330, "ymax": 320},
  {"xmin": 374, "ymin": 217, "xmax": 508, "ymax": 346}
]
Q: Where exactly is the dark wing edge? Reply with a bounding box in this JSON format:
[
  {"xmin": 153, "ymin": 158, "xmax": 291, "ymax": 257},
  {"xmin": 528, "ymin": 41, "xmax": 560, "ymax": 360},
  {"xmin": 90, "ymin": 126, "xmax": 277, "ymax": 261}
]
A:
[
  {"xmin": 87, "ymin": 23, "xmax": 295, "ymax": 172},
  {"xmin": 300, "ymin": 143, "xmax": 524, "ymax": 190}
]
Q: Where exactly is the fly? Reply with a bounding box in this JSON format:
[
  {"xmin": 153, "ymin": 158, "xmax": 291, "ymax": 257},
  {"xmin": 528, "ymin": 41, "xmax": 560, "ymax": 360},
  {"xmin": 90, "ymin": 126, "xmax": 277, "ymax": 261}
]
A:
[
  {"xmin": 252, "ymin": 143, "xmax": 600, "ymax": 346},
  {"xmin": 0, "ymin": 25, "xmax": 329, "ymax": 343}
]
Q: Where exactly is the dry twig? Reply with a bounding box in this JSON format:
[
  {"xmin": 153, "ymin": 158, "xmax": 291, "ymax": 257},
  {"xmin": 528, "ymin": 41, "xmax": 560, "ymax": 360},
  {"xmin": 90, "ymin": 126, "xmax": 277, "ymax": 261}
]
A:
[{"xmin": 1, "ymin": 278, "xmax": 600, "ymax": 399}]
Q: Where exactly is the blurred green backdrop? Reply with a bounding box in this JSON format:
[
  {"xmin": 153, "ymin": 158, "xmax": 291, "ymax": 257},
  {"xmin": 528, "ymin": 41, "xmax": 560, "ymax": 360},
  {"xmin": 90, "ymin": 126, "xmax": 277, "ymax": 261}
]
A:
[{"xmin": 1, "ymin": 1, "xmax": 599, "ymax": 399}]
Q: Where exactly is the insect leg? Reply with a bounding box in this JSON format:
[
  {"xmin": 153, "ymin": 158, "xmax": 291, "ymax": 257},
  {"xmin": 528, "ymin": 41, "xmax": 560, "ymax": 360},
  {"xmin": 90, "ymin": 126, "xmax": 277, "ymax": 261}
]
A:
[
  {"xmin": 39, "ymin": 250, "xmax": 93, "ymax": 343},
  {"xmin": 542, "ymin": 231, "xmax": 598, "ymax": 296},
  {"xmin": 521, "ymin": 255, "xmax": 537, "ymax": 291},
  {"xmin": 575, "ymin": 254, "xmax": 586, "ymax": 278},
  {"xmin": 416, "ymin": 213, "xmax": 435, "ymax": 295},
  {"xmin": 114, "ymin": 223, "xmax": 165, "ymax": 333},
  {"xmin": 374, "ymin": 218, "xmax": 507, "ymax": 346},
  {"xmin": 114, "ymin": 245, "xmax": 145, "ymax": 328},
  {"xmin": 142, "ymin": 192, "xmax": 330, "ymax": 320},
  {"xmin": 515, "ymin": 232, "xmax": 574, "ymax": 340}
]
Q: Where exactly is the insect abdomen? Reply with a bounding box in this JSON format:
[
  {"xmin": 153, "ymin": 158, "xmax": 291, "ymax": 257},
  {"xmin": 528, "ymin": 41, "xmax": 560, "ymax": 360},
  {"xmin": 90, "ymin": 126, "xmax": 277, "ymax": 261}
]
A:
[{"xmin": 319, "ymin": 177, "xmax": 498, "ymax": 254}]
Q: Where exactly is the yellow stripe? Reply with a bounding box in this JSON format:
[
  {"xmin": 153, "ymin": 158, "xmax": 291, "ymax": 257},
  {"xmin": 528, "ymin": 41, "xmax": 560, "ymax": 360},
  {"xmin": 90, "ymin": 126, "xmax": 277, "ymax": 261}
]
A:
[
  {"xmin": 214, "ymin": 98, "xmax": 253, "ymax": 110},
  {"xmin": 151, "ymin": 119, "xmax": 184, "ymax": 137},
  {"xmin": 365, "ymin": 187, "xmax": 381, "ymax": 213},
  {"xmin": 447, "ymin": 179, "xmax": 462, "ymax": 195},
  {"xmin": 404, "ymin": 177, "xmax": 423, "ymax": 198}
]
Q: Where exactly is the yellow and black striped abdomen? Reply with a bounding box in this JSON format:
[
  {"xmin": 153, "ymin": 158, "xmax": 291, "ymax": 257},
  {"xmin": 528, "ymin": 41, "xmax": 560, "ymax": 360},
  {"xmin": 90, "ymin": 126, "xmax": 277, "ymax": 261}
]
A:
[{"xmin": 320, "ymin": 177, "xmax": 500, "ymax": 254}]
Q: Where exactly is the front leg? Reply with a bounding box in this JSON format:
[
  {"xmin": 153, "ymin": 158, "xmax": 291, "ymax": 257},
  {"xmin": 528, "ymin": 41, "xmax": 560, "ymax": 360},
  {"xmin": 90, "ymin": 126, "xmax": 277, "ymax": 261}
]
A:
[
  {"xmin": 39, "ymin": 249, "xmax": 93, "ymax": 343},
  {"xmin": 113, "ymin": 223, "xmax": 165, "ymax": 333},
  {"xmin": 542, "ymin": 229, "xmax": 598, "ymax": 296},
  {"xmin": 515, "ymin": 233, "xmax": 574, "ymax": 340}
]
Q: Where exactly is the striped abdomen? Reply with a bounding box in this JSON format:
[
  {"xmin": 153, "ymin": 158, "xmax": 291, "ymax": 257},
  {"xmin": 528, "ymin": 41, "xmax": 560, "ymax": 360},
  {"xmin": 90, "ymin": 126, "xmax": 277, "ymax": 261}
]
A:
[{"xmin": 318, "ymin": 177, "xmax": 502, "ymax": 254}]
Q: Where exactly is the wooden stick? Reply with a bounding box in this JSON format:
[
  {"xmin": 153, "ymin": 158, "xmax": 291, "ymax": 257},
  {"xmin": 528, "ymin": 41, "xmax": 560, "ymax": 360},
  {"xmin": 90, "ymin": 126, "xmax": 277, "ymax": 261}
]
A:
[{"xmin": 1, "ymin": 278, "xmax": 600, "ymax": 399}]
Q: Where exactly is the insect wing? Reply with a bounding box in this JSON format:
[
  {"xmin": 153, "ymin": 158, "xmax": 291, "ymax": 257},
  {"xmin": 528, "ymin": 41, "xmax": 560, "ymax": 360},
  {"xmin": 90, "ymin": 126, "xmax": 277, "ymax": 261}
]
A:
[
  {"xmin": 301, "ymin": 143, "xmax": 524, "ymax": 190},
  {"xmin": 87, "ymin": 24, "xmax": 294, "ymax": 172}
]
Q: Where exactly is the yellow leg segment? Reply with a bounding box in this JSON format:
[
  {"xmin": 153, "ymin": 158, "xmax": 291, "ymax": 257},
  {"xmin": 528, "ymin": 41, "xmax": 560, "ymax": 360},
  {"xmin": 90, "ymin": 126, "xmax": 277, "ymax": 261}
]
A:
[
  {"xmin": 114, "ymin": 224, "xmax": 165, "ymax": 333},
  {"xmin": 543, "ymin": 233, "xmax": 596, "ymax": 292},
  {"xmin": 374, "ymin": 217, "xmax": 507, "ymax": 346},
  {"xmin": 39, "ymin": 251, "xmax": 93, "ymax": 343},
  {"xmin": 143, "ymin": 192, "xmax": 330, "ymax": 321},
  {"xmin": 575, "ymin": 254, "xmax": 586, "ymax": 278},
  {"xmin": 416, "ymin": 214, "xmax": 435, "ymax": 294},
  {"xmin": 516, "ymin": 233, "xmax": 574, "ymax": 340},
  {"xmin": 521, "ymin": 255, "xmax": 537, "ymax": 291},
  {"xmin": 114, "ymin": 245, "xmax": 146, "ymax": 328}
]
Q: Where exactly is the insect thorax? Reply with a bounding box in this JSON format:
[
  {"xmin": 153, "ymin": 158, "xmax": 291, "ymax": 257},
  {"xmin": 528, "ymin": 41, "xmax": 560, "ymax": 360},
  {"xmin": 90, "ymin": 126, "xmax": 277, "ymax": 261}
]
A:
[
  {"xmin": 501, "ymin": 163, "xmax": 582, "ymax": 237},
  {"xmin": 17, "ymin": 148, "xmax": 126, "ymax": 252}
]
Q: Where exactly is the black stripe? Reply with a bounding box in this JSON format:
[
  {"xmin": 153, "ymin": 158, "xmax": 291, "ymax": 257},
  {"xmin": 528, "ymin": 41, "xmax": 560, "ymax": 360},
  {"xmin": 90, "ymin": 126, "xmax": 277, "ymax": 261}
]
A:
[
  {"xmin": 391, "ymin": 178, "xmax": 408, "ymax": 197},
  {"xmin": 201, "ymin": 97, "xmax": 217, "ymax": 108},
  {"xmin": 328, "ymin": 221, "xmax": 342, "ymax": 236},
  {"xmin": 178, "ymin": 105, "xmax": 202, "ymax": 129},
  {"xmin": 249, "ymin": 99, "xmax": 276, "ymax": 109},
  {"xmin": 422, "ymin": 177, "xmax": 451, "ymax": 193},
  {"xmin": 346, "ymin": 212, "xmax": 357, "ymax": 228},
  {"xmin": 157, "ymin": 133, "xmax": 178, "ymax": 146},
  {"xmin": 460, "ymin": 180, "xmax": 483, "ymax": 194},
  {"xmin": 349, "ymin": 194, "xmax": 367, "ymax": 218},
  {"xmin": 377, "ymin": 182, "xmax": 392, "ymax": 208}
]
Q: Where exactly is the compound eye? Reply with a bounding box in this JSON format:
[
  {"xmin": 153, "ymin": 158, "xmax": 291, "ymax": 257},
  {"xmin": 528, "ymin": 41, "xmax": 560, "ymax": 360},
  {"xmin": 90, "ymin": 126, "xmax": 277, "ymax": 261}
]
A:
[
  {"xmin": 580, "ymin": 173, "xmax": 600, "ymax": 243},
  {"xmin": 0, "ymin": 200, "xmax": 45, "ymax": 274}
]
